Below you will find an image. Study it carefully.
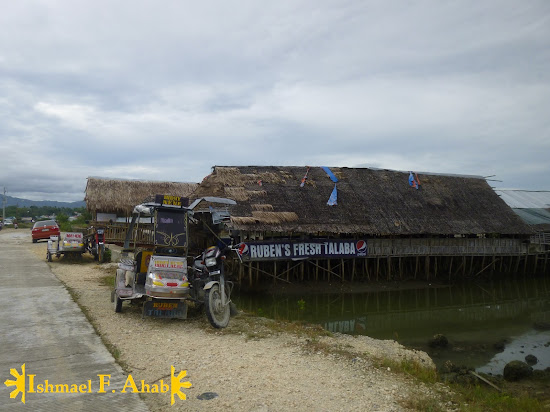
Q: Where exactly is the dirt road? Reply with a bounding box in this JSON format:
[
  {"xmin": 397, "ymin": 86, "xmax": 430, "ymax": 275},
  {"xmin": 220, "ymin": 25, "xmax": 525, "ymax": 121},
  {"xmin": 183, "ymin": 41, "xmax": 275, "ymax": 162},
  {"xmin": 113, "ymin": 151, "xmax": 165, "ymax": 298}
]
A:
[{"xmin": 22, "ymin": 235, "xmax": 453, "ymax": 411}]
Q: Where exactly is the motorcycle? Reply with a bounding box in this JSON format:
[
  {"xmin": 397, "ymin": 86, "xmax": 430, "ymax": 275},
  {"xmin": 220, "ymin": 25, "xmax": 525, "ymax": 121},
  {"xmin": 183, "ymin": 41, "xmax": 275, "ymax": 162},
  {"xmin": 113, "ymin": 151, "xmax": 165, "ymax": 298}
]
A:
[
  {"xmin": 91, "ymin": 227, "xmax": 106, "ymax": 262},
  {"xmin": 191, "ymin": 245, "xmax": 234, "ymax": 328}
]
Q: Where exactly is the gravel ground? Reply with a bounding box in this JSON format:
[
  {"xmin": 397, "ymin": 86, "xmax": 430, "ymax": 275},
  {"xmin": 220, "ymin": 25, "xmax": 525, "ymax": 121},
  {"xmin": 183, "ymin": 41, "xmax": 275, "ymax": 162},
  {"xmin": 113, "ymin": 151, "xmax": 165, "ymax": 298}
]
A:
[{"xmin": 24, "ymin": 237, "xmax": 455, "ymax": 411}]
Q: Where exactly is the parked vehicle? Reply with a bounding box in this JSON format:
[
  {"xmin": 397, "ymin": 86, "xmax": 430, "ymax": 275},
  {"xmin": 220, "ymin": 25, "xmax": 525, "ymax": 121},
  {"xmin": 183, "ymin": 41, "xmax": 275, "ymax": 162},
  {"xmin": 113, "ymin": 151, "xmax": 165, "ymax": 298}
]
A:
[
  {"xmin": 112, "ymin": 195, "xmax": 237, "ymax": 328},
  {"xmin": 46, "ymin": 232, "xmax": 85, "ymax": 261},
  {"xmin": 31, "ymin": 220, "xmax": 60, "ymax": 243},
  {"xmin": 192, "ymin": 245, "xmax": 233, "ymax": 327},
  {"xmin": 85, "ymin": 226, "xmax": 106, "ymax": 261}
]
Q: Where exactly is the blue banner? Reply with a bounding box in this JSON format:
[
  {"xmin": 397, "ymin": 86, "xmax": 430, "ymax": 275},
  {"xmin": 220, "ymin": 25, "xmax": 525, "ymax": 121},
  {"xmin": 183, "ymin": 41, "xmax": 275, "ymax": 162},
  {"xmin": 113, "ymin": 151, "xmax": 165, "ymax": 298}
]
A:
[
  {"xmin": 327, "ymin": 184, "xmax": 338, "ymax": 206},
  {"xmin": 236, "ymin": 239, "xmax": 367, "ymax": 261},
  {"xmin": 321, "ymin": 166, "xmax": 339, "ymax": 182}
]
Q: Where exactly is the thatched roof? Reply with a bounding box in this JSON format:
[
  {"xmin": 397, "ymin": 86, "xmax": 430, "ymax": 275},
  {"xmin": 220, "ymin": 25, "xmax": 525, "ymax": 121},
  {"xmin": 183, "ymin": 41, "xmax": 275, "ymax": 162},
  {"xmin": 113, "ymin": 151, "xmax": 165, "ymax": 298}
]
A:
[
  {"xmin": 85, "ymin": 177, "xmax": 199, "ymax": 216},
  {"xmin": 192, "ymin": 166, "xmax": 533, "ymax": 236}
]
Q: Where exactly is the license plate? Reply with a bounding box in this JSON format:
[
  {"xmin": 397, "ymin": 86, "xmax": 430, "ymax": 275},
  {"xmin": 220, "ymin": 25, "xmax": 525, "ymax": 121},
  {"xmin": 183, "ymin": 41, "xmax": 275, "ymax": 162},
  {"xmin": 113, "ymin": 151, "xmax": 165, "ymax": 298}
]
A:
[
  {"xmin": 143, "ymin": 301, "xmax": 187, "ymax": 319},
  {"xmin": 42, "ymin": 229, "xmax": 49, "ymax": 232}
]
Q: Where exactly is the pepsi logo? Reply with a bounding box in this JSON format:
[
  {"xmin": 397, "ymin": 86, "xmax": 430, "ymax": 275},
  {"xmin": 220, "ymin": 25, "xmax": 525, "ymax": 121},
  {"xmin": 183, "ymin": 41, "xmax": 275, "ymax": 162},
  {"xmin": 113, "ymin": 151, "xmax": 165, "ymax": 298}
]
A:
[
  {"xmin": 237, "ymin": 243, "xmax": 249, "ymax": 256},
  {"xmin": 356, "ymin": 240, "xmax": 367, "ymax": 253}
]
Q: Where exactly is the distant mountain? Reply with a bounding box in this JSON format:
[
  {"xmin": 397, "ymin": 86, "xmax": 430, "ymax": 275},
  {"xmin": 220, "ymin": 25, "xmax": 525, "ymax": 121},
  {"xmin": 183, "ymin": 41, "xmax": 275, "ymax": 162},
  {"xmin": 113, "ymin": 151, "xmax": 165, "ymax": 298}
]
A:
[{"xmin": 2, "ymin": 195, "xmax": 86, "ymax": 209}]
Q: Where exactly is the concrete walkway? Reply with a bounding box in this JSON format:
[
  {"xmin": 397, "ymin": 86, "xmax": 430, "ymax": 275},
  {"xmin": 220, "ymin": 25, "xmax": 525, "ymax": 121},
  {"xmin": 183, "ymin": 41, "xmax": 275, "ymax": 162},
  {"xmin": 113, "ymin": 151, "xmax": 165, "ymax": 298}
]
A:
[{"xmin": 0, "ymin": 230, "xmax": 149, "ymax": 411}]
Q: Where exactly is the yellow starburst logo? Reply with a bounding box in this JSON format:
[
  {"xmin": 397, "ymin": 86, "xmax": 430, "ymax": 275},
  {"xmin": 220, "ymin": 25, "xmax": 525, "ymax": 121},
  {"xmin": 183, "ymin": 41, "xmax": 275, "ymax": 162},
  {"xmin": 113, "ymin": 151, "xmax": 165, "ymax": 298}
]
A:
[
  {"xmin": 170, "ymin": 365, "xmax": 192, "ymax": 405},
  {"xmin": 4, "ymin": 363, "xmax": 26, "ymax": 404}
]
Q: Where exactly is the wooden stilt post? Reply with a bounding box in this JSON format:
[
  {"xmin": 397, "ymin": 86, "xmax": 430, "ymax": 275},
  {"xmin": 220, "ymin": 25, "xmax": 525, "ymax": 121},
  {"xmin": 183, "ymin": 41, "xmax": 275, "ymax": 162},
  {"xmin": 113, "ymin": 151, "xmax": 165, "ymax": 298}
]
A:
[
  {"xmin": 351, "ymin": 259, "xmax": 356, "ymax": 282},
  {"xmin": 315, "ymin": 259, "xmax": 319, "ymax": 282},
  {"xmin": 448, "ymin": 256, "xmax": 453, "ymax": 282},
  {"xmin": 273, "ymin": 261, "xmax": 277, "ymax": 284},
  {"xmin": 387, "ymin": 257, "xmax": 391, "ymax": 280},
  {"xmin": 341, "ymin": 259, "xmax": 345, "ymax": 282},
  {"xmin": 425, "ymin": 256, "xmax": 430, "ymax": 280},
  {"xmin": 414, "ymin": 256, "xmax": 419, "ymax": 279},
  {"xmin": 287, "ymin": 261, "xmax": 290, "ymax": 282},
  {"xmin": 376, "ymin": 258, "xmax": 379, "ymax": 281},
  {"xmin": 328, "ymin": 260, "xmax": 331, "ymax": 282}
]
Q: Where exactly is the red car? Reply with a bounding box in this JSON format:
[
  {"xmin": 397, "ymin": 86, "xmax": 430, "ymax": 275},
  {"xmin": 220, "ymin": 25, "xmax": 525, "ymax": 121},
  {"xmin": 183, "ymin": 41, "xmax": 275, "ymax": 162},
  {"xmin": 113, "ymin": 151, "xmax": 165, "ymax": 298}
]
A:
[{"xmin": 31, "ymin": 220, "xmax": 60, "ymax": 243}]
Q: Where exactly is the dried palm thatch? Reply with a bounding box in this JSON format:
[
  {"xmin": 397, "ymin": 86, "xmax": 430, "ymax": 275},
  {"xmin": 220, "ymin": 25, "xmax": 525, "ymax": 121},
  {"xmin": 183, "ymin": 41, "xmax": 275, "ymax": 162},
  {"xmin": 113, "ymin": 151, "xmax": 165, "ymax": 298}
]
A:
[
  {"xmin": 252, "ymin": 204, "xmax": 274, "ymax": 211},
  {"xmin": 85, "ymin": 177, "xmax": 199, "ymax": 216},
  {"xmin": 194, "ymin": 166, "xmax": 533, "ymax": 236},
  {"xmin": 251, "ymin": 211, "xmax": 299, "ymax": 224}
]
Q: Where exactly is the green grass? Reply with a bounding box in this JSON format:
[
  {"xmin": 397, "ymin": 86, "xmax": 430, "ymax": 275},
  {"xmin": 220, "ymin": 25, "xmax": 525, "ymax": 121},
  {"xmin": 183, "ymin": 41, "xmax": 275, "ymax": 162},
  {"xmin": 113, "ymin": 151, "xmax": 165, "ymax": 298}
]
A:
[
  {"xmin": 99, "ymin": 274, "xmax": 115, "ymax": 287},
  {"xmin": 453, "ymin": 384, "xmax": 546, "ymax": 412},
  {"xmin": 379, "ymin": 357, "xmax": 438, "ymax": 384},
  {"xmin": 400, "ymin": 395, "xmax": 446, "ymax": 412}
]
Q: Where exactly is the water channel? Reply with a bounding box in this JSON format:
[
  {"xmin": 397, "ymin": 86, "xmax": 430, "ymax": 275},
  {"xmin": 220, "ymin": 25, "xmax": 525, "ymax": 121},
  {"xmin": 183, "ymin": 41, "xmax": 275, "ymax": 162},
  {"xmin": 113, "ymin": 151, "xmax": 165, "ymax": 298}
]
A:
[{"xmin": 233, "ymin": 275, "xmax": 550, "ymax": 375}]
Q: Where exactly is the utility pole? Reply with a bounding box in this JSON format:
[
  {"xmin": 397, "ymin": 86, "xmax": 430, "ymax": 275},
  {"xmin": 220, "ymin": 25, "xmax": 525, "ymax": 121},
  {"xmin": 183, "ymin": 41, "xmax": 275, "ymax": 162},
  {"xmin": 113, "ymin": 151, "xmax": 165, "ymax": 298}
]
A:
[{"xmin": 2, "ymin": 187, "xmax": 6, "ymax": 224}]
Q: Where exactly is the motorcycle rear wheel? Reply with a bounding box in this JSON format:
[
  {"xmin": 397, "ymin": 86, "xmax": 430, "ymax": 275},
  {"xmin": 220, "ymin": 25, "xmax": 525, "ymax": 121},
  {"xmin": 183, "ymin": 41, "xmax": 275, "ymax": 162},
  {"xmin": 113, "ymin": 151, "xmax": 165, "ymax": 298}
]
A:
[{"xmin": 205, "ymin": 284, "xmax": 230, "ymax": 328}]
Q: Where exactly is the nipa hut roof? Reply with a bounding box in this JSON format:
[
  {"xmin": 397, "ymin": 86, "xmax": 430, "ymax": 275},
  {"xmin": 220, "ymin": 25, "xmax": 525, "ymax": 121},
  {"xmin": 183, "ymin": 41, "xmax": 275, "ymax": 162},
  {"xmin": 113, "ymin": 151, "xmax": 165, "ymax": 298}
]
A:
[
  {"xmin": 85, "ymin": 177, "xmax": 199, "ymax": 216},
  {"xmin": 192, "ymin": 166, "xmax": 533, "ymax": 236}
]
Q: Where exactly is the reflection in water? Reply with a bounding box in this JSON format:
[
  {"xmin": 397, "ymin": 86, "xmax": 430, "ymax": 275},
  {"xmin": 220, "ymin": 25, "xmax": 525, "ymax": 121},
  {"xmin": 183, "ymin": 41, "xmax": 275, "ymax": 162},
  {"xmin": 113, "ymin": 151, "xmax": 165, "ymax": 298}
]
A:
[{"xmin": 234, "ymin": 276, "xmax": 550, "ymax": 373}]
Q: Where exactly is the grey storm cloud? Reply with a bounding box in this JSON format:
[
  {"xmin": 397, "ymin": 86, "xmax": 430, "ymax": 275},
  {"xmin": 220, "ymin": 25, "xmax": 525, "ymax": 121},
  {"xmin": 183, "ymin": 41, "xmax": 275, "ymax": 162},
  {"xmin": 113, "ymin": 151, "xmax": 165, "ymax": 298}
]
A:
[{"xmin": 0, "ymin": 0, "xmax": 549, "ymax": 201}]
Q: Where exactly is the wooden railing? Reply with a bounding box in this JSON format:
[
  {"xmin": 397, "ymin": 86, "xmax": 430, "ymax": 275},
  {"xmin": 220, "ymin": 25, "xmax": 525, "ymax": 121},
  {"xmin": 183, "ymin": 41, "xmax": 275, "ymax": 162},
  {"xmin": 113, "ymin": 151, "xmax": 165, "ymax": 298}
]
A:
[
  {"xmin": 531, "ymin": 232, "xmax": 550, "ymax": 245},
  {"xmin": 366, "ymin": 238, "xmax": 528, "ymax": 257},
  {"xmin": 87, "ymin": 222, "xmax": 155, "ymax": 247}
]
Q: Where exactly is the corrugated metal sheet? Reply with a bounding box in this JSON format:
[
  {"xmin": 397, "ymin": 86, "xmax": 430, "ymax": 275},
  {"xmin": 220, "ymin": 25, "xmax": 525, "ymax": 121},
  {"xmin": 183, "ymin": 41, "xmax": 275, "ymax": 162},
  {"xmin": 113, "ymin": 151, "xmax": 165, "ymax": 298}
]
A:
[
  {"xmin": 512, "ymin": 208, "xmax": 550, "ymax": 225},
  {"xmin": 494, "ymin": 190, "xmax": 550, "ymax": 209}
]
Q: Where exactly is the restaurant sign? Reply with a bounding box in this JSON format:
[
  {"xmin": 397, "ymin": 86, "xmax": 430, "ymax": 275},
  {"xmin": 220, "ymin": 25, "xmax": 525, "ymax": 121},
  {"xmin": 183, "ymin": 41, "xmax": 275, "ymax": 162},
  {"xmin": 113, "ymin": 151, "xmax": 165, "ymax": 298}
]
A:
[{"xmin": 236, "ymin": 239, "xmax": 367, "ymax": 261}]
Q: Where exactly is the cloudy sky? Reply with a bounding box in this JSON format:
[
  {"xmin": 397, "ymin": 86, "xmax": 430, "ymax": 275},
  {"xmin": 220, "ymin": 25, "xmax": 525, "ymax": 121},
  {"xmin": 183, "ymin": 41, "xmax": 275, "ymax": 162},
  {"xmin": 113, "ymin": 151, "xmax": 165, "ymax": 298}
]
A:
[{"xmin": 1, "ymin": 0, "xmax": 549, "ymax": 202}]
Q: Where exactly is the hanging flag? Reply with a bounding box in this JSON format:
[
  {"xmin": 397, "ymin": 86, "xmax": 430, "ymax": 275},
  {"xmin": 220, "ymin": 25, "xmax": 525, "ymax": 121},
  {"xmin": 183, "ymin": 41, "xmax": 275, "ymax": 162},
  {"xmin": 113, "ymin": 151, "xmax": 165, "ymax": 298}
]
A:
[
  {"xmin": 409, "ymin": 172, "xmax": 418, "ymax": 189},
  {"xmin": 321, "ymin": 166, "xmax": 338, "ymax": 183},
  {"xmin": 327, "ymin": 184, "xmax": 338, "ymax": 206},
  {"xmin": 300, "ymin": 166, "xmax": 310, "ymax": 187},
  {"xmin": 415, "ymin": 173, "xmax": 422, "ymax": 190}
]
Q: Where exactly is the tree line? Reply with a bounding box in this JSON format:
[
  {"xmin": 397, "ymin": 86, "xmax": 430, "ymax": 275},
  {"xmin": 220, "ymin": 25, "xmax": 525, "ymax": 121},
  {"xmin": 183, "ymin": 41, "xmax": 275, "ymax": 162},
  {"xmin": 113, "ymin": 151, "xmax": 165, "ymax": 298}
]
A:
[{"xmin": 2, "ymin": 206, "xmax": 92, "ymax": 231}]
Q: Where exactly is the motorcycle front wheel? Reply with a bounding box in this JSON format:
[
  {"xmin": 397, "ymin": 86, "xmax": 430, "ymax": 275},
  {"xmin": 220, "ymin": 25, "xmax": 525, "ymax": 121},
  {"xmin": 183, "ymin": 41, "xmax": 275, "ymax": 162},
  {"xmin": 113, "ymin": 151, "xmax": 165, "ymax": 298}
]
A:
[{"xmin": 205, "ymin": 284, "xmax": 230, "ymax": 328}]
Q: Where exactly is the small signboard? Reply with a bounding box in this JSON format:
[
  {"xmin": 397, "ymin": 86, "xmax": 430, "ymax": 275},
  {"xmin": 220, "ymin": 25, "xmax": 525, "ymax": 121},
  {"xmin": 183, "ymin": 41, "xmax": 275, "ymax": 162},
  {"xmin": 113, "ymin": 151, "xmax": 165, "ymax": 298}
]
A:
[
  {"xmin": 143, "ymin": 300, "xmax": 187, "ymax": 319},
  {"xmin": 236, "ymin": 239, "xmax": 368, "ymax": 261},
  {"xmin": 148, "ymin": 255, "xmax": 187, "ymax": 271},
  {"xmin": 65, "ymin": 232, "xmax": 83, "ymax": 241},
  {"xmin": 155, "ymin": 195, "xmax": 189, "ymax": 207}
]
